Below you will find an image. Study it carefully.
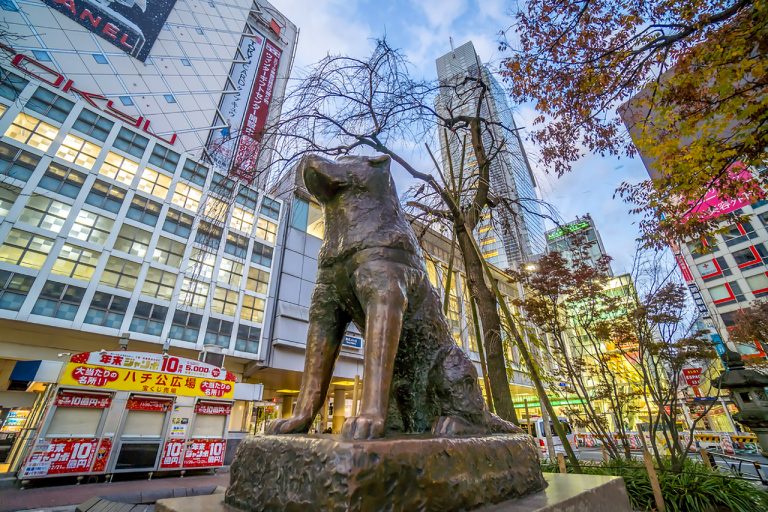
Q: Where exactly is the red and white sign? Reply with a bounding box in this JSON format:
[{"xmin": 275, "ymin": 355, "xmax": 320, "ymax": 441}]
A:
[
  {"xmin": 0, "ymin": 44, "xmax": 177, "ymax": 145},
  {"xmin": 199, "ymin": 380, "xmax": 233, "ymax": 398},
  {"xmin": 126, "ymin": 397, "xmax": 172, "ymax": 412},
  {"xmin": 55, "ymin": 391, "xmax": 111, "ymax": 409},
  {"xmin": 685, "ymin": 165, "xmax": 761, "ymax": 221},
  {"xmin": 682, "ymin": 367, "xmax": 703, "ymax": 387},
  {"xmin": 159, "ymin": 439, "xmax": 186, "ymax": 469},
  {"xmin": 69, "ymin": 352, "xmax": 236, "ymax": 382},
  {"xmin": 91, "ymin": 438, "xmax": 112, "ymax": 473},
  {"xmin": 674, "ymin": 253, "xmax": 694, "ymax": 284},
  {"xmin": 195, "ymin": 402, "xmax": 232, "ymax": 416},
  {"xmin": 21, "ymin": 438, "xmax": 99, "ymax": 478},
  {"xmin": 183, "ymin": 439, "xmax": 226, "ymax": 468}
]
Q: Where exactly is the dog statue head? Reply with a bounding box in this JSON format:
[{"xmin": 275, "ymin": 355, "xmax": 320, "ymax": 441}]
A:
[{"xmin": 299, "ymin": 154, "xmax": 393, "ymax": 204}]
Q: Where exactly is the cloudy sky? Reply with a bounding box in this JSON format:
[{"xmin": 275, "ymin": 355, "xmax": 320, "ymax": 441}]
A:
[{"xmin": 271, "ymin": 0, "xmax": 653, "ymax": 274}]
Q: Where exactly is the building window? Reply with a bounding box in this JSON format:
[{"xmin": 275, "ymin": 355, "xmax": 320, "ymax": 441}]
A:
[
  {"xmin": 217, "ymin": 258, "xmax": 243, "ymax": 287},
  {"xmin": 246, "ymin": 268, "xmax": 270, "ymax": 295},
  {"xmin": 0, "ymin": 184, "xmax": 20, "ymax": 216},
  {"xmin": 251, "ymin": 242, "xmax": 273, "ymax": 268},
  {"xmin": 195, "ymin": 221, "xmax": 222, "ymax": 249},
  {"xmin": 171, "ymin": 182, "xmax": 202, "ymax": 211},
  {"xmin": 225, "ymin": 232, "xmax": 249, "ymax": 258},
  {"xmin": 211, "ymin": 172, "xmax": 236, "ymax": 196},
  {"xmin": 70, "ymin": 210, "xmax": 113, "ymax": 245},
  {"xmin": 194, "ymin": 27, "xmax": 204, "ymax": 35},
  {"xmin": 230, "ymin": 206, "xmax": 254, "ymax": 233},
  {"xmin": 235, "ymin": 324, "xmax": 261, "ymax": 353},
  {"xmin": 181, "ymin": 159, "xmax": 208, "ymax": 186},
  {"xmin": 31, "ymin": 50, "xmax": 51, "ymax": 61},
  {"xmin": 180, "ymin": 58, "xmax": 191, "ymax": 66},
  {"xmin": 710, "ymin": 281, "xmax": 745, "ymax": 305},
  {"xmin": 31, "ymin": 281, "xmax": 85, "ymax": 320},
  {"xmin": 114, "ymin": 225, "xmax": 152, "ymax": 258},
  {"xmin": 92, "ymin": 54, "xmax": 108, "ymax": 64},
  {"xmin": 38, "ymin": 163, "xmax": 87, "ymax": 199},
  {"xmin": 149, "ymin": 144, "xmax": 180, "ymax": 173},
  {"xmin": 733, "ymin": 245, "xmax": 767, "ymax": 269},
  {"xmin": 189, "ymin": 249, "xmax": 215, "ymax": 279},
  {"xmin": 152, "ymin": 237, "xmax": 185, "ymax": 267},
  {"xmin": 0, "ymin": 69, "xmax": 27, "ymax": 102},
  {"xmin": 260, "ymin": 197, "xmax": 280, "ymax": 220},
  {"xmin": 26, "ymin": 87, "xmax": 74, "ymax": 123},
  {"xmin": 0, "ymin": 229, "xmax": 53, "ymax": 269},
  {"xmin": 51, "ymin": 244, "xmax": 100, "ymax": 280},
  {"xmin": 113, "ymin": 128, "xmax": 148, "ymax": 158},
  {"xmin": 54, "ymin": 134, "xmax": 101, "ymax": 170},
  {"xmin": 0, "ymin": 142, "xmax": 41, "ymax": 181},
  {"xmin": 99, "ymin": 151, "xmax": 139, "ymax": 185},
  {"xmin": 180, "ymin": 278, "xmax": 208, "ymax": 309},
  {"xmin": 19, "ymin": 194, "xmax": 71, "ymax": 233},
  {"xmin": 141, "ymin": 267, "xmax": 177, "ymax": 300},
  {"xmin": 84, "ymin": 292, "xmax": 129, "ymax": 328},
  {"xmin": 100, "ymin": 256, "xmax": 142, "ymax": 291},
  {"xmin": 126, "ymin": 195, "xmax": 162, "ymax": 225},
  {"xmin": 203, "ymin": 197, "xmax": 229, "ymax": 221},
  {"xmin": 72, "ymin": 109, "xmax": 114, "ymax": 142},
  {"xmin": 236, "ymin": 186, "xmax": 258, "ymax": 209},
  {"xmin": 746, "ymin": 272, "xmax": 768, "ymax": 296},
  {"xmin": 169, "ymin": 310, "xmax": 202, "ymax": 342},
  {"xmin": 722, "ymin": 222, "xmax": 758, "ymax": 246},
  {"xmin": 256, "ymin": 218, "xmax": 277, "ymax": 244},
  {"xmin": 163, "ymin": 94, "xmax": 177, "ymax": 104},
  {"xmin": 0, "ymin": 270, "xmax": 34, "ymax": 311},
  {"xmin": 291, "ymin": 198, "xmax": 324, "ymax": 239},
  {"xmin": 212, "ymin": 287, "xmax": 238, "ymax": 316},
  {"xmin": 5, "ymin": 113, "xmax": 59, "ymax": 151},
  {"xmin": 163, "ymin": 208, "xmax": 194, "ymax": 237},
  {"xmin": 137, "ymin": 167, "xmax": 172, "ymax": 199},
  {"xmin": 85, "ymin": 179, "xmax": 126, "ymax": 213},
  {"xmin": 119, "ymin": 96, "xmax": 133, "ymax": 106},
  {"xmin": 129, "ymin": 301, "xmax": 168, "ymax": 336},
  {"xmin": 204, "ymin": 318, "xmax": 232, "ymax": 347},
  {"xmin": 241, "ymin": 295, "xmax": 265, "ymax": 324}
]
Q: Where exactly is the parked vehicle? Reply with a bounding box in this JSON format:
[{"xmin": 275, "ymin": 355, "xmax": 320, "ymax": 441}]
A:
[{"xmin": 523, "ymin": 417, "xmax": 579, "ymax": 454}]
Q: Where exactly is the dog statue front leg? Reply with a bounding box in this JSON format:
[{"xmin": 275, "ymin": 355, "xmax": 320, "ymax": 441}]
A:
[{"xmin": 343, "ymin": 263, "xmax": 407, "ymax": 440}]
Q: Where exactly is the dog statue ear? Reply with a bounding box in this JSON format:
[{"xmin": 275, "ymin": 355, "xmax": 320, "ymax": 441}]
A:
[{"xmin": 368, "ymin": 154, "xmax": 391, "ymax": 166}]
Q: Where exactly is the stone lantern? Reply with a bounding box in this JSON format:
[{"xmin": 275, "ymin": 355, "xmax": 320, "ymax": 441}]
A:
[{"xmin": 715, "ymin": 349, "xmax": 768, "ymax": 456}]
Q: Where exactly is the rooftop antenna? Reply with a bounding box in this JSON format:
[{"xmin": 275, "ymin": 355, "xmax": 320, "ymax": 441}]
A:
[{"xmin": 449, "ymin": 36, "xmax": 455, "ymax": 55}]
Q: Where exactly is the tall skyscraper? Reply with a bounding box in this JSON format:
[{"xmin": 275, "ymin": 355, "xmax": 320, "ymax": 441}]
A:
[{"xmin": 436, "ymin": 41, "xmax": 546, "ymax": 269}]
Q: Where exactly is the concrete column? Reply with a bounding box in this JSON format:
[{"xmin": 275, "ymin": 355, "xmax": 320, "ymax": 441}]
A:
[
  {"xmin": 332, "ymin": 388, "xmax": 347, "ymax": 434},
  {"xmin": 281, "ymin": 396, "xmax": 294, "ymax": 419}
]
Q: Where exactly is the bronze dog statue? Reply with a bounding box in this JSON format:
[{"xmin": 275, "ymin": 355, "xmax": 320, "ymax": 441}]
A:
[{"xmin": 266, "ymin": 154, "xmax": 520, "ymax": 439}]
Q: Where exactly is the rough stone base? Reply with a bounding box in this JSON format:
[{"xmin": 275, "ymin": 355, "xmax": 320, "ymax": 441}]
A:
[
  {"xmin": 225, "ymin": 433, "xmax": 545, "ymax": 512},
  {"xmin": 156, "ymin": 472, "xmax": 631, "ymax": 512}
]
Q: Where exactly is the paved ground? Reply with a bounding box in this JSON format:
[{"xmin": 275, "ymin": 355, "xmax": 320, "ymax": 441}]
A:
[{"xmin": 0, "ymin": 471, "xmax": 229, "ymax": 512}]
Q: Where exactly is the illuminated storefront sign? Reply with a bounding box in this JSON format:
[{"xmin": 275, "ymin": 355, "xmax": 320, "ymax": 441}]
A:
[
  {"xmin": 546, "ymin": 220, "xmax": 591, "ymax": 241},
  {"xmin": 41, "ymin": 0, "xmax": 177, "ymax": 62},
  {"xmin": 0, "ymin": 45, "xmax": 177, "ymax": 145}
]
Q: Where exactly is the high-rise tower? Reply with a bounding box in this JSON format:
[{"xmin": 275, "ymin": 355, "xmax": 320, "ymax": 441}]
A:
[{"xmin": 436, "ymin": 41, "xmax": 546, "ymax": 268}]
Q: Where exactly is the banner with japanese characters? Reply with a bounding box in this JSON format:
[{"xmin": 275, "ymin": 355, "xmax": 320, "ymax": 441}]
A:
[
  {"xmin": 69, "ymin": 352, "xmax": 236, "ymax": 382},
  {"xmin": 59, "ymin": 362, "xmax": 235, "ymax": 399},
  {"xmin": 182, "ymin": 439, "xmax": 226, "ymax": 468},
  {"xmin": 21, "ymin": 438, "xmax": 100, "ymax": 478}
]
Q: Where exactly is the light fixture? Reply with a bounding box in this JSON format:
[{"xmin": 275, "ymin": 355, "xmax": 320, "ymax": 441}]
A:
[{"xmin": 119, "ymin": 332, "xmax": 131, "ymax": 351}]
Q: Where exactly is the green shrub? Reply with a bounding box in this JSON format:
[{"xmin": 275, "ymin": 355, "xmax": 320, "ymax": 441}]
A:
[{"xmin": 541, "ymin": 458, "xmax": 768, "ymax": 511}]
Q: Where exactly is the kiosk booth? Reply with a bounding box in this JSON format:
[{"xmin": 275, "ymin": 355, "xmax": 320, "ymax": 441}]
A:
[{"xmin": 18, "ymin": 351, "xmax": 237, "ymax": 480}]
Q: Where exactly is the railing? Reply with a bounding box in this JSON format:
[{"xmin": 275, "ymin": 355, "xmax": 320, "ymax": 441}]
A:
[{"xmin": 702, "ymin": 449, "xmax": 768, "ymax": 486}]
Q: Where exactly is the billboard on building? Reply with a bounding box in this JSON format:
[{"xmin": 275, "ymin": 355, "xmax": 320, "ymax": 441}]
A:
[
  {"xmin": 209, "ymin": 33, "xmax": 282, "ymax": 182},
  {"xmin": 42, "ymin": 0, "xmax": 177, "ymax": 62}
]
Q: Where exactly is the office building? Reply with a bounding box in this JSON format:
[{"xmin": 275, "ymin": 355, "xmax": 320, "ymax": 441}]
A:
[
  {"xmin": 435, "ymin": 41, "xmax": 546, "ymax": 269},
  {"xmin": 546, "ymin": 214, "xmax": 613, "ymax": 276}
]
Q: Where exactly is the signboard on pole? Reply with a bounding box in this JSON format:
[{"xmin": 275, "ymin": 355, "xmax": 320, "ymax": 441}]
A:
[{"xmin": 682, "ymin": 367, "xmax": 703, "ymax": 387}]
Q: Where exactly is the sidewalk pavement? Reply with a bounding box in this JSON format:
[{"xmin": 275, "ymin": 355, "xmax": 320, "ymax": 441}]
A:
[{"xmin": 0, "ymin": 471, "xmax": 229, "ymax": 512}]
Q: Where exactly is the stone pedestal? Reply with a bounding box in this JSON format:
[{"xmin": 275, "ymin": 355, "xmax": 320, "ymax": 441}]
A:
[{"xmin": 225, "ymin": 433, "xmax": 545, "ymax": 512}]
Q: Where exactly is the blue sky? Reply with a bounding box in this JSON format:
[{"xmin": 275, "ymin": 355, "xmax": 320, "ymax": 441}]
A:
[{"xmin": 272, "ymin": 0, "xmax": 653, "ymax": 274}]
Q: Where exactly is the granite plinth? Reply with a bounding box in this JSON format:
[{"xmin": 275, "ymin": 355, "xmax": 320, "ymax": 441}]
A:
[
  {"xmin": 225, "ymin": 433, "xmax": 545, "ymax": 512},
  {"xmin": 156, "ymin": 472, "xmax": 632, "ymax": 512}
]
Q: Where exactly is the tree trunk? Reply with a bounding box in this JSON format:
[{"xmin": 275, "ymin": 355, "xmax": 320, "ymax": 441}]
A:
[{"xmin": 455, "ymin": 227, "xmax": 518, "ymax": 424}]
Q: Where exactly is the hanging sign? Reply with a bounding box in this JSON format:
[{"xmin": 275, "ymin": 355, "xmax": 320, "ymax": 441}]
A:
[
  {"xmin": 682, "ymin": 367, "xmax": 703, "ymax": 387},
  {"xmin": 126, "ymin": 397, "xmax": 172, "ymax": 412},
  {"xmin": 55, "ymin": 391, "xmax": 111, "ymax": 409},
  {"xmin": 194, "ymin": 402, "xmax": 232, "ymax": 415}
]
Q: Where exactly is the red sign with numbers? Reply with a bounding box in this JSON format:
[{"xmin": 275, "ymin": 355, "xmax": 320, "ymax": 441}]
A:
[
  {"xmin": 21, "ymin": 438, "xmax": 99, "ymax": 477},
  {"xmin": 159, "ymin": 439, "xmax": 186, "ymax": 469},
  {"xmin": 195, "ymin": 402, "xmax": 232, "ymax": 415},
  {"xmin": 183, "ymin": 439, "xmax": 226, "ymax": 468},
  {"xmin": 55, "ymin": 391, "xmax": 111, "ymax": 409}
]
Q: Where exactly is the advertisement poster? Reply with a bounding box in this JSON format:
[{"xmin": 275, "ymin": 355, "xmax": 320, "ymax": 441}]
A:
[
  {"xmin": 169, "ymin": 417, "xmax": 188, "ymax": 438},
  {"xmin": 182, "ymin": 439, "xmax": 226, "ymax": 468},
  {"xmin": 70, "ymin": 352, "xmax": 236, "ymax": 381},
  {"xmin": 42, "ymin": 0, "xmax": 177, "ymax": 62},
  {"xmin": 159, "ymin": 439, "xmax": 185, "ymax": 469},
  {"xmin": 126, "ymin": 396, "xmax": 172, "ymax": 412},
  {"xmin": 194, "ymin": 402, "xmax": 232, "ymax": 415},
  {"xmin": 55, "ymin": 391, "xmax": 111, "ymax": 409},
  {"xmin": 21, "ymin": 438, "xmax": 99, "ymax": 477},
  {"xmin": 91, "ymin": 438, "xmax": 112, "ymax": 472}
]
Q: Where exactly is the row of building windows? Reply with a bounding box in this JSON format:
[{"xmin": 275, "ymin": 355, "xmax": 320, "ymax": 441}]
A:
[{"xmin": 0, "ymin": 269, "xmax": 264, "ymax": 353}]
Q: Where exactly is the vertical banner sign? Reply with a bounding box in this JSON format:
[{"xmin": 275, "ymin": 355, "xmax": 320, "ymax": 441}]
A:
[
  {"xmin": 231, "ymin": 39, "xmax": 283, "ymax": 180},
  {"xmin": 674, "ymin": 253, "xmax": 694, "ymax": 284},
  {"xmin": 209, "ymin": 34, "xmax": 267, "ymax": 169},
  {"xmin": 160, "ymin": 439, "xmax": 186, "ymax": 469},
  {"xmin": 42, "ymin": 1, "xmax": 178, "ymax": 62}
]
